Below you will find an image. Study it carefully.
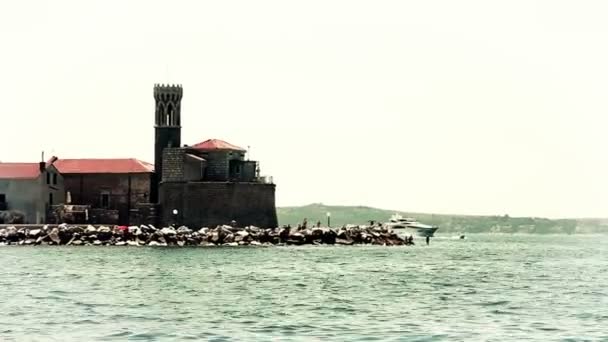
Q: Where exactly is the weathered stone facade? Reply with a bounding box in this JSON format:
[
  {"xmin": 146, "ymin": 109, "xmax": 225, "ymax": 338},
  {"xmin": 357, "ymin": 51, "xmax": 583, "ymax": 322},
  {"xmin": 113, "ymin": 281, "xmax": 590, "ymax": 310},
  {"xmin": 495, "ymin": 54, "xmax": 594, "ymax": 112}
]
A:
[
  {"xmin": 161, "ymin": 148, "xmax": 205, "ymax": 182},
  {"xmin": 62, "ymin": 173, "xmax": 152, "ymax": 225},
  {"xmin": 152, "ymin": 84, "xmax": 182, "ymax": 203},
  {"xmin": 159, "ymin": 182, "xmax": 277, "ymax": 228},
  {"xmin": 151, "ymin": 84, "xmax": 277, "ymax": 228}
]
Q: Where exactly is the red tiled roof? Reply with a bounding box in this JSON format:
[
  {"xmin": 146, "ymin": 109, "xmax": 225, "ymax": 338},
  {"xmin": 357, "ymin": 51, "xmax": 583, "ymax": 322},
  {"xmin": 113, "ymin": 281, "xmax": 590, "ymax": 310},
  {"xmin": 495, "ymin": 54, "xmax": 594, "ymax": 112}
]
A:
[
  {"xmin": 0, "ymin": 163, "xmax": 41, "ymax": 179},
  {"xmin": 54, "ymin": 158, "xmax": 154, "ymax": 174},
  {"xmin": 191, "ymin": 139, "xmax": 246, "ymax": 152}
]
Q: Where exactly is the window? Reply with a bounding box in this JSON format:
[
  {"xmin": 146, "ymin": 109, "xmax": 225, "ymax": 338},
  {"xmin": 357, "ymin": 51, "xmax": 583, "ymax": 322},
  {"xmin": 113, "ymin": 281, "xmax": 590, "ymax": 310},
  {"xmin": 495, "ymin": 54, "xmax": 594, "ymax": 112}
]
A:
[
  {"xmin": 0, "ymin": 194, "xmax": 5, "ymax": 203},
  {"xmin": 101, "ymin": 192, "xmax": 110, "ymax": 208},
  {"xmin": 46, "ymin": 173, "xmax": 50, "ymax": 185},
  {"xmin": 49, "ymin": 193, "xmax": 53, "ymax": 205},
  {"xmin": 52, "ymin": 173, "xmax": 57, "ymax": 185}
]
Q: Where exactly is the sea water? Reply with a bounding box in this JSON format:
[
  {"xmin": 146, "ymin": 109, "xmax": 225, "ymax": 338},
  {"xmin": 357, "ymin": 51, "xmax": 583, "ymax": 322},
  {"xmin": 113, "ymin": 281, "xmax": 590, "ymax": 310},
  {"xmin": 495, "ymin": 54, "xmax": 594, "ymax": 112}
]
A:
[{"xmin": 1, "ymin": 234, "xmax": 607, "ymax": 341}]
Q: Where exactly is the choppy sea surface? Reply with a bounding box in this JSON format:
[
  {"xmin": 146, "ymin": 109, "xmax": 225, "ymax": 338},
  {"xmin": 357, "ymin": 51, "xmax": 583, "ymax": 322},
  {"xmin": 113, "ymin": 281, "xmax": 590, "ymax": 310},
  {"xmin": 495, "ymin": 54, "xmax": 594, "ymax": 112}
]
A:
[{"xmin": 1, "ymin": 234, "xmax": 607, "ymax": 341}]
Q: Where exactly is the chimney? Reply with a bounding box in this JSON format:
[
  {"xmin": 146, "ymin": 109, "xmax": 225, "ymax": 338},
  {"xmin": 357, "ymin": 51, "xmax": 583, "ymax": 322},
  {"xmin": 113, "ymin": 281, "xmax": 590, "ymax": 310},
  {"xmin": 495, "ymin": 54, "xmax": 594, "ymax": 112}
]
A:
[{"xmin": 40, "ymin": 151, "xmax": 46, "ymax": 172}]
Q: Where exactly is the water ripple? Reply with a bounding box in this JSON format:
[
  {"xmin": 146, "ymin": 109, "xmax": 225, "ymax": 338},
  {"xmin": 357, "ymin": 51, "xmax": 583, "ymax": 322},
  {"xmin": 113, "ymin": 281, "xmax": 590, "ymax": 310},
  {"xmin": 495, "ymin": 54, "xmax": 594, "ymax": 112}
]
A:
[{"xmin": 0, "ymin": 235, "xmax": 607, "ymax": 341}]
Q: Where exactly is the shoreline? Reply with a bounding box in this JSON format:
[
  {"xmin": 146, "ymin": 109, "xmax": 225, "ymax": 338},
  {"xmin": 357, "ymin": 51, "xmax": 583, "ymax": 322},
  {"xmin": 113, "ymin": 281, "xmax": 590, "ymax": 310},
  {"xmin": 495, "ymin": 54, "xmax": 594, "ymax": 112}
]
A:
[{"xmin": 0, "ymin": 224, "xmax": 415, "ymax": 247}]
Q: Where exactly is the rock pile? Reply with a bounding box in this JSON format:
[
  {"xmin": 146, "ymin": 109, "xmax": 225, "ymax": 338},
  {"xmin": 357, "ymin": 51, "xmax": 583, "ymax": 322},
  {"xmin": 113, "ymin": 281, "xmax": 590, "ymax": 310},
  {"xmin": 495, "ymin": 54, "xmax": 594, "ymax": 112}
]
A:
[{"xmin": 0, "ymin": 224, "xmax": 414, "ymax": 247}]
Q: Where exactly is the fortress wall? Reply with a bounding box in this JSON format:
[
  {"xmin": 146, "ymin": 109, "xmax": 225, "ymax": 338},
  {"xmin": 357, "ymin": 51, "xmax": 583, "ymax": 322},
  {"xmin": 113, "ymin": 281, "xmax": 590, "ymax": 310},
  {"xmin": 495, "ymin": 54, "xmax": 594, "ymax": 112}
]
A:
[{"xmin": 159, "ymin": 182, "xmax": 277, "ymax": 228}]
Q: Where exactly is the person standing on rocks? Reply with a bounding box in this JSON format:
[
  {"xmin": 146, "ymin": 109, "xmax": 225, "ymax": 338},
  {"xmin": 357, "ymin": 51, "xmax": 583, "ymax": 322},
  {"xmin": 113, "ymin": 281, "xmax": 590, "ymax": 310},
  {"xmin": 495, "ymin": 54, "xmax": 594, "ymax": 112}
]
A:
[{"xmin": 426, "ymin": 236, "xmax": 430, "ymax": 245}]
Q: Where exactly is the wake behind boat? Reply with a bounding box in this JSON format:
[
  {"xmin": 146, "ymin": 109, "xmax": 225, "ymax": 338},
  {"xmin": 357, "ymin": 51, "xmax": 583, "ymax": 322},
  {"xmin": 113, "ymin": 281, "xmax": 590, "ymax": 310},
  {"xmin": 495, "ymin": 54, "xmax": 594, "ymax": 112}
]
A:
[{"xmin": 384, "ymin": 214, "xmax": 439, "ymax": 237}]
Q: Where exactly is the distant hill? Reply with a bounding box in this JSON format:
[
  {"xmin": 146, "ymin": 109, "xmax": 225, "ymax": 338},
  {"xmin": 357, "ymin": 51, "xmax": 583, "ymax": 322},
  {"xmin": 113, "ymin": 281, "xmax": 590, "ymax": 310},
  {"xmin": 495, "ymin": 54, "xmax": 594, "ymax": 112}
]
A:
[{"xmin": 277, "ymin": 203, "xmax": 608, "ymax": 234}]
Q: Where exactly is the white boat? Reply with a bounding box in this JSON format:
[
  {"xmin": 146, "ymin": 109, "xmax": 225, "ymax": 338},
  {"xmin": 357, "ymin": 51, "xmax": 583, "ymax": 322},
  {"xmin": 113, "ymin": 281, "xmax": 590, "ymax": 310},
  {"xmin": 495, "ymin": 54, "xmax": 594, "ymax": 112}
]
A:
[{"xmin": 385, "ymin": 214, "xmax": 439, "ymax": 237}]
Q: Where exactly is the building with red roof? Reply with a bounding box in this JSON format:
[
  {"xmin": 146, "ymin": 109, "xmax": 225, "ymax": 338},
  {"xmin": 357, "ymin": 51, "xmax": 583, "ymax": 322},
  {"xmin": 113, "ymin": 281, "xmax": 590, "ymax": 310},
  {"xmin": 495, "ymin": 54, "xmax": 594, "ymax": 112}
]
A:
[
  {"xmin": 54, "ymin": 158, "xmax": 154, "ymax": 174},
  {"xmin": 154, "ymin": 84, "xmax": 277, "ymax": 228},
  {"xmin": 54, "ymin": 158, "xmax": 154, "ymax": 225},
  {"xmin": 0, "ymin": 158, "xmax": 65, "ymax": 223},
  {"xmin": 1, "ymin": 83, "xmax": 277, "ymax": 227},
  {"xmin": 191, "ymin": 139, "xmax": 247, "ymax": 152}
]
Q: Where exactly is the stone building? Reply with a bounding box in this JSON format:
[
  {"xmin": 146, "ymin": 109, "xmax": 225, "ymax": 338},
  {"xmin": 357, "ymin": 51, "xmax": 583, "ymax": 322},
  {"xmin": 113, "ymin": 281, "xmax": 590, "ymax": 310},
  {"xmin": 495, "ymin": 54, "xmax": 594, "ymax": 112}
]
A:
[
  {"xmin": 153, "ymin": 84, "xmax": 278, "ymax": 228},
  {"xmin": 54, "ymin": 159, "xmax": 154, "ymax": 225},
  {"xmin": 0, "ymin": 158, "xmax": 65, "ymax": 223},
  {"xmin": 0, "ymin": 83, "xmax": 277, "ymax": 228}
]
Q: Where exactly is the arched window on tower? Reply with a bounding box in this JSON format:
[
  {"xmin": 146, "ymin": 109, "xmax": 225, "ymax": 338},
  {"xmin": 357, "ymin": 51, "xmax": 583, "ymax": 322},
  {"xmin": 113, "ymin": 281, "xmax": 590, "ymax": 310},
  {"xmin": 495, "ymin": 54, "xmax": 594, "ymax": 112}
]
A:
[
  {"xmin": 166, "ymin": 103, "xmax": 175, "ymax": 125},
  {"xmin": 157, "ymin": 104, "xmax": 165, "ymax": 125}
]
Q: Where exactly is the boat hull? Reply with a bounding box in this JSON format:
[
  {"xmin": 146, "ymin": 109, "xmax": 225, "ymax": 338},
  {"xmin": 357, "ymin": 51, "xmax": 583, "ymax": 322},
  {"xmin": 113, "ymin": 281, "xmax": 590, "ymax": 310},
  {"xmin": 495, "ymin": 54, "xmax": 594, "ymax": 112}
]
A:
[{"xmin": 401, "ymin": 226, "xmax": 439, "ymax": 238}]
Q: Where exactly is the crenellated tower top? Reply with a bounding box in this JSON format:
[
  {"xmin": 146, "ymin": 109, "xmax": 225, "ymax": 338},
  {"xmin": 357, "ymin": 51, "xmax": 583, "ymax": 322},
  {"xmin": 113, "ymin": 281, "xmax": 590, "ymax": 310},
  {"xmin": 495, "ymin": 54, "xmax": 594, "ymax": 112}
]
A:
[{"xmin": 154, "ymin": 84, "xmax": 183, "ymax": 127}]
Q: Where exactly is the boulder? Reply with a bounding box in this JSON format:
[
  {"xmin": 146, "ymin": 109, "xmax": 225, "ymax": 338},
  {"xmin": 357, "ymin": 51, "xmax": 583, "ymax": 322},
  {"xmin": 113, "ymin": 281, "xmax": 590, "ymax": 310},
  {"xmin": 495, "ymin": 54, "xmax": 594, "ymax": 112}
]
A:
[
  {"xmin": 247, "ymin": 226, "xmax": 261, "ymax": 233},
  {"xmin": 250, "ymin": 240, "xmax": 262, "ymax": 246},
  {"xmin": 322, "ymin": 230, "xmax": 337, "ymax": 244},
  {"xmin": 127, "ymin": 240, "xmax": 140, "ymax": 246},
  {"xmin": 219, "ymin": 226, "xmax": 232, "ymax": 236},
  {"xmin": 176, "ymin": 226, "xmax": 192, "ymax": 234},
  {"xmin": 210, "ymin": 232, "xmax": 220, "ymax": 243},
  {"xmin": 177, "ymin": 240, "xmax": 185, "ymax": 247},
  {"xmin": 48, "ymin": 228, "xmax": 61, "ymax": 244},
  {"xmin": 115, "ymin": 241, "xmax": 127, "ymax": 246},
  {"xmin": 160, "ymin": 227, "xmax": 176, "ymax": 236},
  {"xmin": 236, "ymin": 230, "xmax": 249, "ymax": 237},
  {"xmin": 98, "ymin": 226, "xmax": 112, "ymax": 233},
  {"xmin": 289, "ymin": 232, "xmax": 305, "ymax": 241},
  {"xmin": 223, "ymin": 233, "xmax": 235, "ymax": 243},
  {"xmin": 6, "ymin": 226, "xmax": 17, "ymax": 237},
  {"xmin": 68, "ymin": 226, "xmax": 84, "ymax": 234},
  {"xmin": 223, "ymin": 242, "xmax": 238, "ymax": 246},
  {"xmin": 92, "ymin": 240, "xmax": 102, "ymax": 246},
  {"xmin": 97, "ymin": 226, "xmax": 113, "ymax": 241},
  {"xmin": 85, "ymin": 225, "xmax": 97, "ymax": 234},
  {"xmin": 72, "ymin": 240, "xmax": 84, "ymax": 246},
  {"xmin": 27, "ymin": 229, "xmax": 41, "ymax": 238}
]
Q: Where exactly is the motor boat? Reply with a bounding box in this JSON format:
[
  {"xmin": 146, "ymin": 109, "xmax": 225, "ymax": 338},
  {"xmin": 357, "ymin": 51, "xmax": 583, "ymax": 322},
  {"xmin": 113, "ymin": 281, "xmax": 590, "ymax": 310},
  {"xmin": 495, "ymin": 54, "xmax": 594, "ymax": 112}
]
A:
[{"xmin": 384, "ymin": 213, "xmax": 439, "ymax": 237}]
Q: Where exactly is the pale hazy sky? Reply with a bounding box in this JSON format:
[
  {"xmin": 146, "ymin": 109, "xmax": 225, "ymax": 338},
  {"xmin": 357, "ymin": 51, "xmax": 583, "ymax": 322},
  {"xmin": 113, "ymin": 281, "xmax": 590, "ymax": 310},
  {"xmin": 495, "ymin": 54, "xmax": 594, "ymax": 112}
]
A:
[{"xmin": 1, "ymin": 0, "xmax": 608, "ymax": 218}]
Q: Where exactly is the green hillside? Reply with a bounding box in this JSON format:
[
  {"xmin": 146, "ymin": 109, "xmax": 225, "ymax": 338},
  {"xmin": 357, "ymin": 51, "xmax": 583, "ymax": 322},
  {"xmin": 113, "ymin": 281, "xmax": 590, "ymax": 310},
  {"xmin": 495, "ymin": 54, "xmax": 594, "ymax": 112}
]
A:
[{"xmin": 277, "ymin": 203, "xmax": 607, "ymax": 234}]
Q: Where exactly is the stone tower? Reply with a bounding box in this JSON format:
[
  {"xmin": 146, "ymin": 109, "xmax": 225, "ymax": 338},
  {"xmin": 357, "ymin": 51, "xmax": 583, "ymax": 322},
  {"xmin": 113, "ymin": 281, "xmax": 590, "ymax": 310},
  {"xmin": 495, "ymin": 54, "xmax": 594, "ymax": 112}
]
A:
[{"xmin": 151, "ymin": 84, "xmax": 182, "ymax": 203}]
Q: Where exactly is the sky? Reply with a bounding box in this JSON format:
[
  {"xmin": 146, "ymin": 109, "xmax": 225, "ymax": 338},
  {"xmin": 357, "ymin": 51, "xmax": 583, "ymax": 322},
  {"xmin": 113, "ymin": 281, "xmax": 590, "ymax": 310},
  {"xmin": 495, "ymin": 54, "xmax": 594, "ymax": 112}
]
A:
[{"xmin": 1, "ymin": 0, "xmax": 608, "ymax": 218}]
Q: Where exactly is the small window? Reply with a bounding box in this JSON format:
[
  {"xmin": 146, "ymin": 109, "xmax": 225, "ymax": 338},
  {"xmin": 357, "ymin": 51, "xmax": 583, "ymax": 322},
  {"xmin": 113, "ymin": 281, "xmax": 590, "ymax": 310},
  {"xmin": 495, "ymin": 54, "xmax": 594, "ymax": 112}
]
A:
[
  {"xmin": 46, "ymin": 173, "xmax": 50, "ymax": 185},
  {"xmin": 52, "ymin": 173, "xmax": 57, "ymax": 185},
  {"xmin": 49, "ymin": 193, "xmax": 53, "ymax": 205},
  {"xmin": 101, "ymin": 192, "xmax": 110, "ymax": 208},
  {"xmin": 0, "ymin": 194, "xmax": 6, "ymax": 203}
]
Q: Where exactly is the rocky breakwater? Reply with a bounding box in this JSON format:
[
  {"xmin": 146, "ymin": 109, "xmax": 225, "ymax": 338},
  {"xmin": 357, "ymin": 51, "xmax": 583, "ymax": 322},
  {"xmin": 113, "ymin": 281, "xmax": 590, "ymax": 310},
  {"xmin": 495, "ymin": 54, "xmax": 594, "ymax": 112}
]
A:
[{"xmin": 0, "ymin": 224, "xmax": 413, "ymax": 247}]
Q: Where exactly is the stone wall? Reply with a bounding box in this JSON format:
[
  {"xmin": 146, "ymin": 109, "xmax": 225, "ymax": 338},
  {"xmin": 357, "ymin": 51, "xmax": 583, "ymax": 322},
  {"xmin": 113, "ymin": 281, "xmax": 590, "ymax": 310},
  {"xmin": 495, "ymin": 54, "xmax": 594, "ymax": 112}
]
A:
[
  {"xmin": 161, "ymin": 148, "xmax": 186, "ymax": 182},
  {"xmin": 62, "ymin": 173, "xmax": 152, "ymax": 225},
  {"xmin": 162, "ymin": 148, "xmax": 204, "ymax": 182},
  {"xmin": 202, "ymin": 151, "xmax": 230, "ymax": 181},
  {"xmin": 159, "ymin": 182, "xmax": 277, "ymax": 228}
]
